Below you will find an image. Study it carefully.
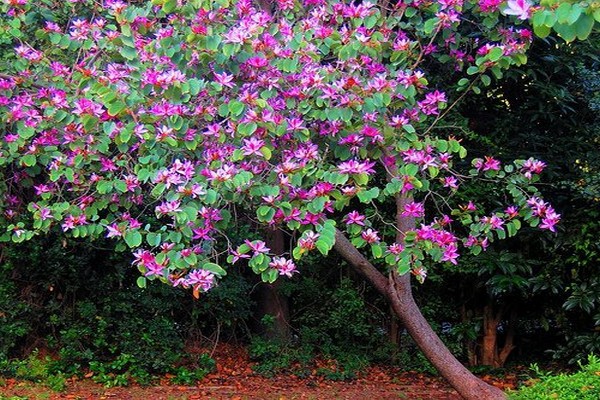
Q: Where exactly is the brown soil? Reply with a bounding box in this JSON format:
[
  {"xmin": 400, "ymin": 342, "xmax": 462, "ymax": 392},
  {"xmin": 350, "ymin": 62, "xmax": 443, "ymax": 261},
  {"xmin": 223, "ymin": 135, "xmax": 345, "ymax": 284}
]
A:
[{"xmin": 0, "ymin": 344, "xmax": 516, "ymax": 400}]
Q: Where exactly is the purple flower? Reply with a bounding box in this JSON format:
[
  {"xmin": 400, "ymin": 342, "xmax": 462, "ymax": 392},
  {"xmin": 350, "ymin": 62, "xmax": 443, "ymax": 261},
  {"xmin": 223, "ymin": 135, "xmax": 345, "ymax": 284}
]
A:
[
  {"xmin": 344, "ymin": 211, "xmax": 366, "ymax": 226},
  {"xmin": 361, "ymin": 228, "xmax": 380, "ymax": 244},
  {"xmin": 402, "ymin": 202, "xmax": 425, "ymax": 218},
  {"xmin": 503, "ymin": 0, "xmax": 532, "ymax": 20},
  {"xmin": 180, "ymin": 269, "xmax": 215, "ymax": 292},
  {"xmin": 269, "ymin": 257, "xmax": 298, "ymax": 278},
  {"xmin": 245, "ymin": 240, "xmax": 270, "ymax": 256}
]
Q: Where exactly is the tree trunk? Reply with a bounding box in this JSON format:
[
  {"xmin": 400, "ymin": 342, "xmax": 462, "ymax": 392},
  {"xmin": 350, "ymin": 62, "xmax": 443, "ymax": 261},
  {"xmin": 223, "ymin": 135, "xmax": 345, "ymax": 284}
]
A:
[
  {"xmin": 480, "ymin": 304, "xmax": 517, "ymax": 368},
  {"xmin": 333, "ymin": 191, "xmax": 507, "ymax": 399},
  {"xmin": 334, "ymin": 231, "xmax": 506, "ymax": 399},
  {"xmin": 254, "ymin": 279, "xmax": 291, "ymax": 340},
  {"xmin": 497, "ymin": 309, "xmax": 516, "ymax": 367},
  {"xmin": 481, "ymin": 304, "xmax": 501, "ymax": 367},
  {"xmin": 254, "ymin": 229, "xmax": 291, "ymax": 340}
]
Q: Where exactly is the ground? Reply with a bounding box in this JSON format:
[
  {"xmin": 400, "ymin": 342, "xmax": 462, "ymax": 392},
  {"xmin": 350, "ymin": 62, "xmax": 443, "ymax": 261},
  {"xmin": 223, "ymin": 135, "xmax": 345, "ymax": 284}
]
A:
[{"xmin": 0, "ymin": 344, "xmax": 517, "ymax": 400}]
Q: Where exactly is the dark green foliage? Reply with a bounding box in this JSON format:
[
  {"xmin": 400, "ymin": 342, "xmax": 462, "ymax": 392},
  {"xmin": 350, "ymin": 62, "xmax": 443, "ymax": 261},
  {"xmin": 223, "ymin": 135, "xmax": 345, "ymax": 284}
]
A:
[
  {"xmin": 510, "ymin": 355, "xmax": 600, "ymax": 400},
  {"xmin": 0, "ymin": 264, "xmax": 31, "ymax": 359},
  {"xmin": 170, "ymin": 355, "xmax": 215, "ymax": 385},
  {"xmin": 0, "ymin": 235, "xmax": 250, "ymax": 384},
  {"xmin": 0, "ymin": 351, "xmax": 67, "ymax": 392},
  {"xmin": 249, "ymin": 269, "xmax": 395, "ymax": 380}
]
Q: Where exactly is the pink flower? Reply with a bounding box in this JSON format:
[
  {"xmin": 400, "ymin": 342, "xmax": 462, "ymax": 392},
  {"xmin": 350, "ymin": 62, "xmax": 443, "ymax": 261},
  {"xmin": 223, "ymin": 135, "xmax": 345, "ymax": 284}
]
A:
[
  {"xmin": 298, "ymin": 231, "xmax": 319, "ymax": 250},
  {"xmin": 505, "ymin": 206, "xmax": 519, "ymax": 218},
  {"xmin": 361, "ymin": 228, "xmax": 380, "ymax": 243},
  {"xmin": 442, "ymin": 176, "xmax": 459, "ymax": 190},
  {"xmin": 155, "ymin": 200, "xmax": 182, "ymax": 215},
  {"xmin": 402, "ymin": 201, "xmax": 425, "ymax": 218},
  {"xmin": 246, "ymin": 57, "xmax": 269, "ymax": 68},
  {"xmin": 214, "ymin": 71, "xmax": 235, "ymax": 88},
  {"xmin": 105, "ymin": 223, "xmax": 123, "ymax": 238},
  {"xmin": 475, "ymin": 156, "xmax": 501, "ymax": 172},
  {"xmin": 61, "ymin": 214, "xmax": 87, "ymax": 231},
  {"xmin": 388, "ymin": 243, "xmax": 404, "ymax": 255},
  {"xmin": 245, "ymin": 240, "xmax": 270, "ymax": 255},
  {"xmin": 39, "ymin": 208, "xmax": 53, "ymax": 220},
  {"xmin": 521, "ymin": 158, "xmax": 546, "ymax": 179},
  {"xmin": 441, "ymin": 243, "xmax": 459, "ymax": 265},
  {"xmin": 344, "ymin": 211, "xmax": 366, "ymax": 226},
  {"xmin": 412, "ymin": 267, "xmax": 427, "ymax": 282},
  {"xmin": 540, "ymin": 211, "xmax": 560, "ymax": 232},
  {"xmin": 462, "ymin": 201, "xmax": 477, "ymax": 212},
  {"xmin": 503, "ymin": 0, "xmax": 532, "ymax": 20},
  {"xmin": 72, "ymin": 98, "xmax": 104, "ymax": 117},
  {"xmin": 181, "ymin": 269, "xmax": 215, "ymax": 291},
  {"xmin": 133, "ymin": 249, "xmax": 155, "ymax": 266},
  {"xmin": 479, "ymin": 0, "xmax": 502, "ymax": 12},
  {"xmin": 482, "ymin": 215, "xmax": 504, "ymax": 230},
  {"xmin": 144, "ymin": 262, "xmax": 164, "ymax": 278},
  {"xmin": 241, "ymin": 137, "xmax": 265, "ymax": 157},
  {"xmin": 269, "ymin": 257, "xmax": 298, "ymax": 278},
  {"xmin": 230, "ymin": 249, "xmax": 251, "ymax": 264},
  {"xmin": 337, "ymin": 160, "xmax": 376, "ymax": 175}
]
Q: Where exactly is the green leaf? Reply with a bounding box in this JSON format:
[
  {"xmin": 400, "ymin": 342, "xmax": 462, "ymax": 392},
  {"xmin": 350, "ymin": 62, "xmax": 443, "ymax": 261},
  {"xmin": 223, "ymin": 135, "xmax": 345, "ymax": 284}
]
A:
[
  {"xmin": 261, "ymin": 269, "xmax": 278, "ymax": 283},
  {"xmin": 353, "ymin": 173, "xmax": 369, "ymax": 186},
  {"xmin": 124, "ymin": 230, "xmax": 143, "ymax": 248},
  {"xmin": 534, "ymin": 23, "xmax": 551, "ymax": 38},
  {"xmin": 228, "ymin": 100, "xmax": 245, "ymax": 117},
  {"xmin": 136, "ymin": 276, "xmax": 147, "ymax": 288},
  {"xmin": 371, "ymin": 244, "xmax": 383, "ymax": 259},
  {"xmin": 120, "ymin": 46, "xmax": 137, "ymax": 61},
  {"xmin": 574, "ymin": 14, "xmax": 595, "ymax": 40},
  {"xmin": 553, "ymin": 22, "xmax": 577, "ymax": 42},
  {"xmin": 107, "ymin": 101, "xmax": 127, "ymax": 116},
  {"xmin": 21, "ymin": 154, "xmax": 36, "ymax": 167},
  {"xmin": 466, "ymin": 66, "xmax": 479, "ymax": 75},
  {"xmin": 163, "ymin": 0, "xmax": 177, "ymax": 13},
  {"xmin": 202, "ymin": 262, "xmax": 226, "ymax": 276},
  {"xmin": 555, "ymin": 2, "xmax": 571, "ymax": 24},
  {"xmin": 487, "ymin": 47, "xmax": 503, "ymax": 62},
  {"xmin": 567, "ymin": 4, "xmax": 583, "ymax": 25},
  {"xmin": 146, "ymin": 232, "xmax": 161, "ymax": 247},
  {"xmin": 397, "ymin": 263, "xmax": 411, "ymax": 275},
  {"xmin": 307, "ymin": 197, "xmax": 327, "ymax": 213},
  {"xmin": 260, "ymin": 147, "xmax": 272, "ymax": 160},
  {"xmin": 315, "ymin": 240, "xmax": 330, "ymax": 256},
  {"xmin": 238, "ymin": 122, "xmax": 257, "ymax": 136},
  {"xmin": 257, "ymin": 206, "xmax": 275, "ymax": 222},
  {"xmin": 357, "ymin": 188, "xmax": 380, "ymax": 203}
]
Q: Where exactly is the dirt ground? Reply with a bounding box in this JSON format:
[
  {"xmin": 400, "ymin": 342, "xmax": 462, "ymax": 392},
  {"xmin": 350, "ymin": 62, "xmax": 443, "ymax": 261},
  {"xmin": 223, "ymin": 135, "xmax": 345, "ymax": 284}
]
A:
[{"xmin": 0, "ymin": 344, "xmax": 516, "ymax": 400}]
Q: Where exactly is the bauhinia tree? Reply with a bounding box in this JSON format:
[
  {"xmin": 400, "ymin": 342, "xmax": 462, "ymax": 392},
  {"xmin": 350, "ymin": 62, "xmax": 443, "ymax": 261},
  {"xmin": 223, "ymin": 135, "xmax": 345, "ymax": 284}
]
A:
[{"xmin": 2, "ymin": 0, "xmax": 593, "ymax": 398}]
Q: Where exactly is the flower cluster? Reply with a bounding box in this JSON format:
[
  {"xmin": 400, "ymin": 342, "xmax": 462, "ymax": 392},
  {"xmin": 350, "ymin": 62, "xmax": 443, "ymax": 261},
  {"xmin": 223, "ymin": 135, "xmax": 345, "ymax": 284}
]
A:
[{"xmin": 0, "ymin": 0, "xmax": 558, "ymax": 292}]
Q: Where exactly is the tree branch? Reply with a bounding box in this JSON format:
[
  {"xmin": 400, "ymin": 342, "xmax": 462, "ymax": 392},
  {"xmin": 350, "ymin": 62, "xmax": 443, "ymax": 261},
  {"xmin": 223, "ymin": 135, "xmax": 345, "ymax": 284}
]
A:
[{"xmin": 333, "ymin": 229, "xmax": 388, "ymax": 295}]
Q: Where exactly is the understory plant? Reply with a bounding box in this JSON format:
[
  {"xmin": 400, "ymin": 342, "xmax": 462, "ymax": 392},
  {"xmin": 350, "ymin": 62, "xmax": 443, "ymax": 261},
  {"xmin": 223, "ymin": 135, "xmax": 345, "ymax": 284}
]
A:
[{"xmin": 510, "ymin": 354, "xmax": 600, "ymax": 400}]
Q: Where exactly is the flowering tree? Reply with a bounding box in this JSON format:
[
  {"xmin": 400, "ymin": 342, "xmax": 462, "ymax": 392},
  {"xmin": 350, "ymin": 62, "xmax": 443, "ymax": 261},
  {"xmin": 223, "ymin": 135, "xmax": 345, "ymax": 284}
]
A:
[{"xmin": 0, "ymin": 0, "xmax": 584, "ymax": 398}]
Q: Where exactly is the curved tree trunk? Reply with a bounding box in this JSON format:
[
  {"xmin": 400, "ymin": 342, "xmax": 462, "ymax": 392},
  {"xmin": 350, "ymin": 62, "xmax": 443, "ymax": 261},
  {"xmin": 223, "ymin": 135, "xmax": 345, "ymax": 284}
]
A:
[
  {"xmin": 333, "ymin": 191, "xmax": 506, "ymax": 399},
  {"xmin": 334, "ymin": 231, "xmax": 506, "ymax": 399}
]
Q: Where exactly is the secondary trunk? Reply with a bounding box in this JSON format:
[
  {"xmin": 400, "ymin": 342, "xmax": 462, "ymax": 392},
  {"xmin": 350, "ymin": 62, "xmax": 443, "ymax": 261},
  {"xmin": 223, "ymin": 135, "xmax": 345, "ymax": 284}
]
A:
[
  {"xmin": 254, "ymin": 228, "xmax": 291, "ymax": 340},
  {"xmin": 480, "ymin": 304, "xmax": 516, "ymax": 368}
]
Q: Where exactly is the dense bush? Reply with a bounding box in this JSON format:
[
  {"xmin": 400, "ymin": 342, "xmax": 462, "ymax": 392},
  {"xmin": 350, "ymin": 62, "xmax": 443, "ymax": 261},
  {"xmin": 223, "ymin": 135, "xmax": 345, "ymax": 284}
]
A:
[
  {"xmin": 510, "ymin": 354, "xmax": 600, "ymax": 400},
  {"xmin": 0, "ymin": 235, "xmax": 252, "ymax": 383}
]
